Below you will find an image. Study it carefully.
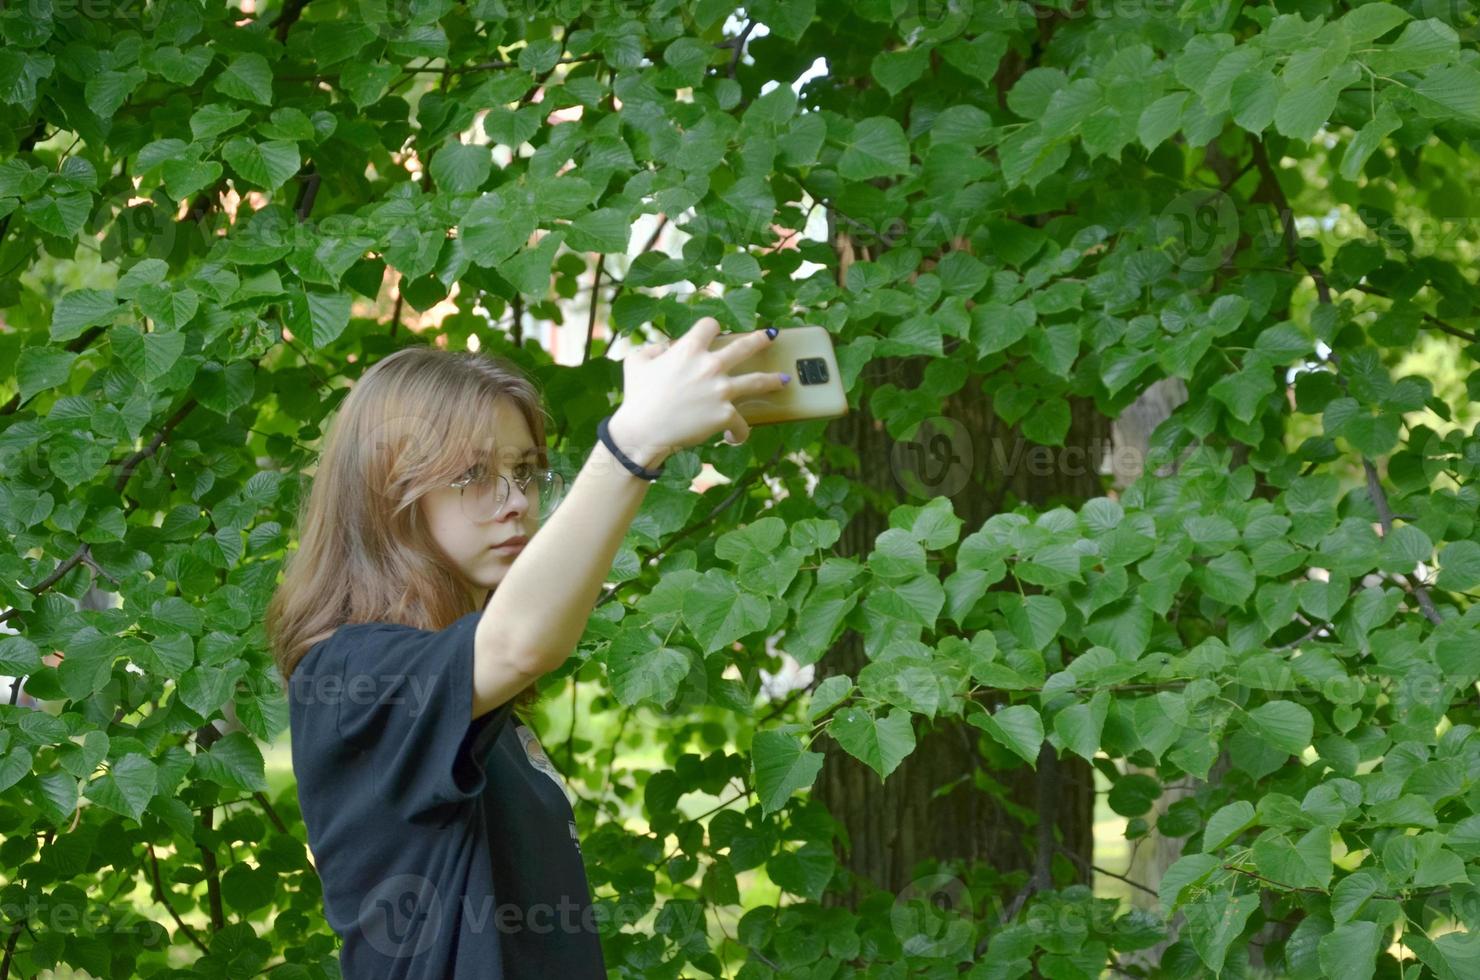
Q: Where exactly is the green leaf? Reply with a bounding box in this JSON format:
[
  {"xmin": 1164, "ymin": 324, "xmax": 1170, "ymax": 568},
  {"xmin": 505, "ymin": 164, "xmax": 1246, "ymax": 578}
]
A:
[
  {"xmin": 838, "ymin": 117, "xmax": 911, "ymax": 180},
  {"xmin": 222, "ymin": 137, "xmax": 301, "ymax": 191},
  {"xmin": 1007, "ymin": 67, "xmax": 1068, "ymax": 120},
  {"xmin": 682, "ymin": 569, "xmax": 771, "ymax": 654},
  {"xmin": 16, "ymin": 346, "xmax": 77, "ymax": 405},
  {"xmin": 1341, "ymin": 103, "xmax": 1402, "ymax": 180},
  {"xmin": 179, "ymin": 661, "xmax": 248, "ymax": 719},
  {"xmin": 1185, "ymin": 890, "xmax": 1259, "ymax": 974},
  {"xmin": 751, "ymin": 730, "xmax": 824, "ymax": 815},
  {"xmin": 1331, "ymin": 870, "xmax": 1384, "ymax": 925},
  {"xmin": 137, "ymin": 284, "xmax": 199, "ymax": 331},
  {"xmin": 1007, "ymin": 594, "xmax": 1066, "ymax": 651},
  {"xmin": 0, "ymin": 158, "xmax": 48, "ymax": 197},
  {"xmin": 868, "ymin": 528, "xmax": 927, "ymax": 582},
  {"xmin": 341, "ymin": 61, "xmax": 398, "ymax": 109},
  {"xmin": 807, "ymin": 675, "xmax": 853, "ymax": 722},
  {"xmin": 871, "ymin": 48, "xmax": 929, "ymax": 97},
  {"xmin": 1138, "ymin": 92, "xmax": 1187, "ymax": 150},
  {"xmin": 828, "ymin": 706, "xmax": 915, "ymax": 780},
  {"xmin": 1230, "ymin": 70, "xmax": 1278, "ymax": 133},
  {"xmin": 1247, "ymin": 700, "xmax": 1314, "ymax": 756},
  {"xmin": 312, "ymin": 21, "xmax": 378, "ymax": 67},
  {"xmin": 749, "ymin": 0, "xmax": 814, "ymax": 41},
  {"xmin": 162, "ymin": 158, "xmax": 223, "ymax": 202},
  {"xmin": 1411, "ymin": 931, "xmax": 1480, "ymax": 980},
  {"xmin": 1197, "ymin": 552, "xmax": 1256, "ymax": 606},
  {"xmin": 498, "ymin": 228, "xmax": 563, "ymax": 297},
  {"xmin": 462, "ymin": 187, "xmax": 536, "ymax": 267},
  {"xmin": 290, "ymin": 288, "xmax": 352, "ymax": 349},
  {"xmin": 51, "ymin": 289, "xmax": 120, "ymax": 341},
  {"xmin": 1317, "ymin": 921, "xmax": 1382, "ymax": 980},
  {"xmin": 111, "ymin": 325, "xmax": 185, "ymax": 383},
  {"xmin": 0, "ymin": 48, "xmax": 55, "ymax": 107},
  {"xmin": 1210, "ymin": 365, "xmax": 1276, "ymax": 423},
  {"xmin": 190, "ymin": 104, "xmax": 250, "ymax": 141},
  {"xmin": 607, "ymin": 643, "xmax": 691, "ymax": 707},
  {"xmin": 221, "ymin": 863, "xmax": 276, "ymax": 914},
  {"xmin": 1204, "ymin": 801, "xmax": 1256, "ymax": 850},
  {"xmin": 971, "ymin": 301, "xmax": 1036, "ymax": 356},
  {"xmin": 1324, "ymin": 396, "xmax": 1402, "ymax": 456},
  {"xmin": 1053, "ymin": 690, "xmax": 1109, "ymax": 762},
  {"xmin": 429, "ymin": 141, "xmax": 491, "ymax": 195},
  {"xmin": 191, "ymin": 731, "xmax": 267, "ymax": 792},
  {"xmin": 85, "ymin": 68, "xmax": 146, "ymax": 119},
  {"xmin": 1340, "ymin": 4, "xmax": 1411, "ymax": 42},
  {"xmin": 1274, "ymin": 76, "xmax": 1342, "ymax": 142},
  {"xmin": 23, "ymin": 192, "xmax": 92, "ymax": 237},
  {"xmin": 970, "ymin": 704, "xmax": 1043, "ymax": 766},
  {"xmin": 485, "ymin": 105, "xmax": 544, "ymax": 148},
  {"xmin": 565, "ymin": 207, "xmax": 632, "ymax": 253},
  {"xmin": 213, "ymin": 52, "xmax": 274, "ymax": 105},
  {"xmin": 0, "ymin": 635, "xmax": 43, "ymax": 674},
  {"xmin": 87, "ymin": 753, "xmax": 157, "ymax": 822},
  {"xmin": 1366, "ymin": 18, "xmax": 1460, "ymax": 75},
  {"xmin": 1436, "ymin": 540, "xmax": 1480, "ymax": 591},
  {"xmin": 192, "ymin": 360, "xmax": 256, "ymax": 416},
  {"xmin": 939, "ymin": 33, "xmax": 1007, "ymax": 85},
  {"xmin": 0, "ymin": 747, "xmax": 33, "ymax": 794},
  {"xmin": 1085, "ymin": 598, "xmax": 1152, "ymax": 659},
  {"xmin": 1020, "ymin": 398, "xmax": 1071, "ymax": 445},
  {"xmin": 1413, "ymin": 64, "xmax": 1480, "ymax": 124}
]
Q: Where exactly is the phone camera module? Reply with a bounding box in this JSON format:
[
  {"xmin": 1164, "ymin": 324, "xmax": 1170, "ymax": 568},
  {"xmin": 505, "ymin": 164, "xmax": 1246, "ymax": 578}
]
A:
[{"xmin": 795, "ymin": 357, "xmax": 829, "ymax": 385}]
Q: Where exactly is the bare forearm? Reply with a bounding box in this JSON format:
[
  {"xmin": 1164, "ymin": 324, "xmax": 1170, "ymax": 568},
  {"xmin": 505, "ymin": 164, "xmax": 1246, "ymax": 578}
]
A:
[{"xmin": 479, "ymin": 419, "xmax": 667, "ymax": 673}]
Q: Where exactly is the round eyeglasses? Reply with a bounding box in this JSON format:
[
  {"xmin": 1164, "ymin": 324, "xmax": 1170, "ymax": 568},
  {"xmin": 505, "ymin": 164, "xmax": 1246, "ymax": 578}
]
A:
[{"xmin": 449, "ymin": 461, "xmax": 566, "ymax": 523}]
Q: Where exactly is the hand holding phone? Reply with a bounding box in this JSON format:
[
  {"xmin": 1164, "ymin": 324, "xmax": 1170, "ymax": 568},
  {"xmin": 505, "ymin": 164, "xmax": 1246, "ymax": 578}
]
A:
[
  {"xmin": 709, "ymin": 324, "xmax": 848, "ymax": 434},
  {"xmin": 609, "ymin": 318, "xmax": 790, "ymax": 460}
]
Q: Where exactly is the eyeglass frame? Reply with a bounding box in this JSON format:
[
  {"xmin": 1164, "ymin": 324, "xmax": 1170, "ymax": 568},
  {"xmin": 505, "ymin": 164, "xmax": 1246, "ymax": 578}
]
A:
[{"xmin": 447, "ymin": 460, "xmax": 565, "ymax": 523}]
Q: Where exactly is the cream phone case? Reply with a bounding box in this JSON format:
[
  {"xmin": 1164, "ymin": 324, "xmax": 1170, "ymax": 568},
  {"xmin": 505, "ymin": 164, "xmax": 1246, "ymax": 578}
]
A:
[{"xmin": 710, "ymin": 325, "xmax": 849, "ymax": 426}]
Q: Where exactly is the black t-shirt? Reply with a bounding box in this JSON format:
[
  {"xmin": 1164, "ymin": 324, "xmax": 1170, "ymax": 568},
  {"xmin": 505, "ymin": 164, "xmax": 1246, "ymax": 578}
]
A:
[{"xmin": 287, "ymin": 610, "xmax": 607, "ymax": 979}]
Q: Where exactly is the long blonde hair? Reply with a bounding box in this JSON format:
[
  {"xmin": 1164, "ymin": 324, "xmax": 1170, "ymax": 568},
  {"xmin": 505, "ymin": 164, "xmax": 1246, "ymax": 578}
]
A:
[{"xmin": 267, "ymin": 345, "xmax": 552, "ymax": 693}]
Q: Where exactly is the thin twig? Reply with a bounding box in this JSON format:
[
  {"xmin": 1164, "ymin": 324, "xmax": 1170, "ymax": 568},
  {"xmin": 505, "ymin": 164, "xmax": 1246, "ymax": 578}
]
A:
[
  {"xmin": 1251, "ymin": 138, "xmax": 1443, "ymax": 628},
  {"xmin": 1351, "ymin": 284, "xmax": 1479, "ymax": 344},
  {"xmin": 147, "ymin": 843, "xmax": 210, "ymax": 954},
  {"xmin": 1364, "ymin": 458, "xmax": 1444, "ymax": 625},
  {"xmin": 582, "ymin": 253, "xmax": 605, "ymax": 366},
  {"xmin": 727, "ymin": 20, "xmax": 757, "ymax": 78}
]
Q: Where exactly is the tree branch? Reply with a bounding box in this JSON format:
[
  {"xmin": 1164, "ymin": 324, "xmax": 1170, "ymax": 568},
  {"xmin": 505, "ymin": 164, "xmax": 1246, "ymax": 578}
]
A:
[
  {"xmin": 1251, "ymin": 139, "xmax": 1444, "ymax": 627},
  {"xmin": 148, "ymin": 842, "xmax": 210, "ymax": 954}
]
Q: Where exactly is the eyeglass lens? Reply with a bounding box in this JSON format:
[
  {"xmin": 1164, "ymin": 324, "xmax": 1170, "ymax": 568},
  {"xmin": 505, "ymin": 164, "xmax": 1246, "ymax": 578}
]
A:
[{"xmin": 460, "ymin": 467, "xmax": 565, "ymax": 522}]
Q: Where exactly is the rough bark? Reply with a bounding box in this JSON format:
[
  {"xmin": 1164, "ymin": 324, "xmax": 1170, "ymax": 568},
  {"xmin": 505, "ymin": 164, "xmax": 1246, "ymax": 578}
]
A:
[{"xmin": 811, "ymin": 228, "xmax": 1110, "ymax": 906}]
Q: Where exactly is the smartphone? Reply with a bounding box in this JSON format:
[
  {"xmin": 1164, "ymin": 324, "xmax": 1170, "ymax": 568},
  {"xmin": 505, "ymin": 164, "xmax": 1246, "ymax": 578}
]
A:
[{"xmin": 709, "ymin": 325, "xmax": 849, "ymax": 426}]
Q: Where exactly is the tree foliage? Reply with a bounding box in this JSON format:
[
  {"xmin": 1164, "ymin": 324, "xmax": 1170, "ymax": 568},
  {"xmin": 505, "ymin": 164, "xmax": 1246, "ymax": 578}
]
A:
[{"xmin": 2, "ymin": 0, "xmax": 1480, "ymax": 977}]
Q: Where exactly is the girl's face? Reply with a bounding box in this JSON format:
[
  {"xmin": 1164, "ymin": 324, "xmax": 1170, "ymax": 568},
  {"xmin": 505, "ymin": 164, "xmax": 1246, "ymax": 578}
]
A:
[{"xmin": 420, "ymin": 401, "xmax": 541, "ymax": 609}]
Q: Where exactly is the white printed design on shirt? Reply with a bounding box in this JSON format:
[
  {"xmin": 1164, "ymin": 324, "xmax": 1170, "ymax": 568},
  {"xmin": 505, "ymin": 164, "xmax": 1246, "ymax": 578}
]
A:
[{"xmin": 515, "ymin": 724, "xmax": 570, "ymax": 796}]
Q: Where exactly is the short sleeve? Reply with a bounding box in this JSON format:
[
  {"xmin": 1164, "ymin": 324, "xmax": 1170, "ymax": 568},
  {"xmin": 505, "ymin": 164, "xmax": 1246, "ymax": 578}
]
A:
[{"xmin": 324, "ymin": 610, "xmax": 515, "ymax": 824}]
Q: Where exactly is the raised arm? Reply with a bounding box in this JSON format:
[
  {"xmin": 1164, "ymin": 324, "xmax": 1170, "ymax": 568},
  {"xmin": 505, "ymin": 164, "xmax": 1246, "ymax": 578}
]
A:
[{"xmin": 469, "ymin": 317, "xmax": 789, "ymax": 719}]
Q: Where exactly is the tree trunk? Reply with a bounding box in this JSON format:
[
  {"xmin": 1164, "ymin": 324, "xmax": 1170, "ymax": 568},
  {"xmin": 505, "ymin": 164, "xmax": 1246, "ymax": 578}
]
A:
[{"xmin": 812, "ymin": 229, "xmax": 1110, "ymax": 907}]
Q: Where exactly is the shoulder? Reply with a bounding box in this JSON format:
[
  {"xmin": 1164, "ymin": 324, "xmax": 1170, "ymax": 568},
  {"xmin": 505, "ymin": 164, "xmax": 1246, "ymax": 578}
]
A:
[{"xmin": 322, "ymin": 612, "xmax": 485, "ymax": 671}]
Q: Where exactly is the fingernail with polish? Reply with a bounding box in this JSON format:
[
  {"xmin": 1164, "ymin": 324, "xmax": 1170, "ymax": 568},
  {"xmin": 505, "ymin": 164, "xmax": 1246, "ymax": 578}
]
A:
[
  {"xmin": 765, "ymin": 327, "xmax": 778, "ymax": 339},
  {"xmin": 780, "ymin": 373, "xmax": 791, "ymax": 384}
]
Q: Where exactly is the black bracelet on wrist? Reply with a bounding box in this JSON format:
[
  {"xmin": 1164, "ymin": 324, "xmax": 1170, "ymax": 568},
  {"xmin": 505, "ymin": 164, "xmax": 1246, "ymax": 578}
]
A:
[{"xmin": 597, "ymin": 414, "xmax": 664, "ymax": 481}]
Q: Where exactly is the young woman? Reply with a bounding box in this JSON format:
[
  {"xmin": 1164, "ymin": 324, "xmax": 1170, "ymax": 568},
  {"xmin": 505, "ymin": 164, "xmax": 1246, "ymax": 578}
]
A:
[{"xmin": 268, "ymin": 318, "xmax": 788, "ymax": 979}]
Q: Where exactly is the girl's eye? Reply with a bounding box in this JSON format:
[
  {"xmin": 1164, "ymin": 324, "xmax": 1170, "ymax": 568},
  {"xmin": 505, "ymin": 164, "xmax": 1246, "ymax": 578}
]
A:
[{"xmin": 514, "ymin": 462, "xmax": 535, "ymax": 481}]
